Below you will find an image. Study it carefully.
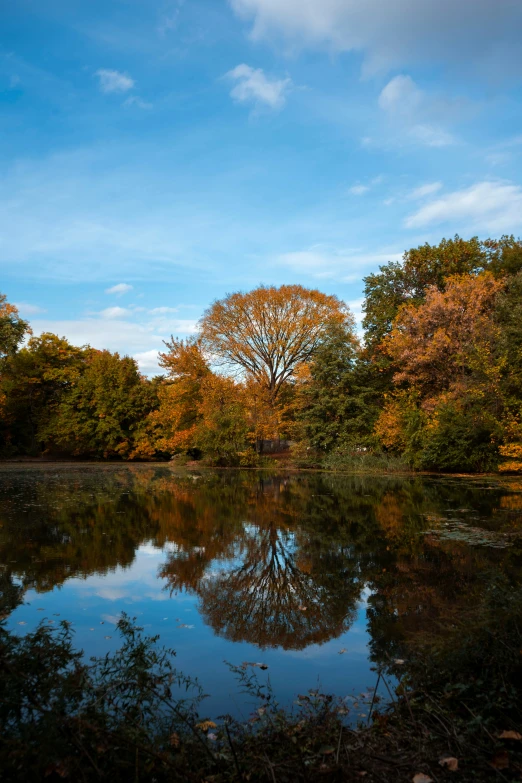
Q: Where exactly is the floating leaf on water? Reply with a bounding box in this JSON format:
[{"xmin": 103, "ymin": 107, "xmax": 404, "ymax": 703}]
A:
[
  {"xmin": 439, "ymin": 756, "xmax": 459, "ymax": 771},
  {"xmin": 177, "ymin": 624, "xmax": 194, "ymax": 629},
  {"xmin": 17, "ymin": 621, "xmax": 26, "ymax": 625},
  {"xmin": 413, "ymin": 775, "xmax": 433, "ymax": 783},
  {"xmin": 498, "ymin": 730, "xmax": 522, "ymax": 740},
  {"xmin": 338, "ymin": 648, "xmax": 348, "ymax": 654},
  {"xmin": 104, "ymin": 635, "xmax": 112, "ymax": 639}
]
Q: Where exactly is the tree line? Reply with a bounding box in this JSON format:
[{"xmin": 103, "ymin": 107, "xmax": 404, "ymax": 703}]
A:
[{"xmin": 1, "ymin": 234, "xmax": 522, "ymax": 472}]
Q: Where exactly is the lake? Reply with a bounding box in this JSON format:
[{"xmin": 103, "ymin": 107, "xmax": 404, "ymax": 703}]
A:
[{"xmin": 1, "ymin": 464, "xmax": 521, "ymax": 720}]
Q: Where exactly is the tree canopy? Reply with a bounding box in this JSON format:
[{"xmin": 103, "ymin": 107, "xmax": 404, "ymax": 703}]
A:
[{"xmin": 200, "ymin": 284, "xmax": 352, "ymax": 401}]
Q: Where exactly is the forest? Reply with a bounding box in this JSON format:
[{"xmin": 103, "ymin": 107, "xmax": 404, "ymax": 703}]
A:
[{"xmin": 1, "ymin": 234, "xmax": 522, "ymax": 474}]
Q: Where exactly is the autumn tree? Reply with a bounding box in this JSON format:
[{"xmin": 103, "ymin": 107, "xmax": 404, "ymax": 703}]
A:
[
  {"xmin": 0, "ymin": 294, "xmax": 30, "ymax": 361},
  {"xmin": 362, "ymin": 235, "xmax": 521, "ymax": 351},
  {"xmin": 376, "ymin": 273, "xmax": 506, "ymax": 471},
  {"xmin": 134, "ymin": 337, "xmax": 211, "ymax": 457},
  {"xmin": 383, "ymin": 272, "xmax": 504, "ymax": 399},
  {"xmin": 200, "ymin": 285, "xmax": 351, "ymax": 403}
]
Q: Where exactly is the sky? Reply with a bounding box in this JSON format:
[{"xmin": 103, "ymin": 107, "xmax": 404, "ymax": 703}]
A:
[{"xmin": 1, "ymin": 0, "xmax": 522, "ymax": 374}]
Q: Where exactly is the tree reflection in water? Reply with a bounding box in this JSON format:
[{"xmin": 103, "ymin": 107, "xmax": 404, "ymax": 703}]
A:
[{"xmin": 0, "ymin": 466, "xmax": 521, "ymax": 661}]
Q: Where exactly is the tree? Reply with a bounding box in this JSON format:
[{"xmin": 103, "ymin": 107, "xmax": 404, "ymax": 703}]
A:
[
  {"xmin": 383, "ymin": 272, "xmax": 504, "ymax": 397},
  {"xmin": 0, "ymin": 333, "xmax": 85, "ymax": 454},
  {"xmin": 135, "ymin": 337, "xmax": 210, "ymax": 457},
  {"xmin": 375, "ymin": 273, "xmax": 506, "ymax": 471},
  {"xmin": 0, "ymin": 294, "xmax": 30, "ymax": 361},
  {"xmin": 363, "ymin": 236, "xmax": 488, "ymax": 351},
  {"xmin": 42, "ymin": 349, "xmax": 158, "ymax": 458},
  {"xmin": 200, "ymin": 285, "xmax": 351, "ymax": 403},
  {"xmin": 294, "ymin": 322, "xmax": 375, "ymax": 452}
]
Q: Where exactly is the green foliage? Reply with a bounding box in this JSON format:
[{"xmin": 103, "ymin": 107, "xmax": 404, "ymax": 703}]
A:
[
  {"xmin": 407, "ymin": 401, "xmax": 502, "ymax": 472},
  {"xmin": 41, "ymin": 349, "xmax": 158, "ymax": 458},
  {"xmin": 296, "ymin": 323, "xmax": 378, "ymax": 452},
  {"xmin": 0, "ymin": 333, "xmax": 86, "ymax": 455}
]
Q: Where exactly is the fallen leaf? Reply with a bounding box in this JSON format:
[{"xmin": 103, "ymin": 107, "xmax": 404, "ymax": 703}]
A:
[
  {"xmin": 490, "ymin": 750, "xmax": 509, "ymax": 770},
  {"xmin": 499, "ymin": 730, "xmax": 522, "ymax": 740},
  {"xmin": 413, "ymin": 775, "xmax": 433, "ymax": 783},
  {"xmin": 338, "ymin": 648, "xmax": 348, "ymax": 654},
  {"xmin": 394, "ymin": 659, "xmax": 405, "ymax": 665},
  {"xmin": 298, "ymin": 605, "xmax": 307, "ymax": 611},
  {"xmin": 439, "ymin": 756, "xmax": 459, "ymax": 771}
]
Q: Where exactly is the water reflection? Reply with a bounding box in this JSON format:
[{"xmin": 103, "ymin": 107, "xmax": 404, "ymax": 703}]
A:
[{"xmin": 1, "ymin": 467, "xmax": 521, "ymax": 663}]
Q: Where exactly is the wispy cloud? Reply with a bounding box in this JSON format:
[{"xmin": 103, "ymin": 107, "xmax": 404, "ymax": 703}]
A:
[
  {"xmin": 409, "ymin": 182, "xmax": 443, "ymax": 199},
  {"xmin": 14, "ymin": 302, "xmax": 46, "ymax": 315},
  {"xmin": 348, "ymin": 184, "xmax": 370, "ymax": 196},
  {"xmin": 149, "ymin": 306, "xmax": 178, "ymax": 314},
  {"xmin": 378, "ymin": 75, "xmax": 459, "ymax": 148},
  {"xmin": 124, "ymin": 95, "xmax": 152, "ymax": 110},
  {"xmin": 226, "ymin": 64, "xmax": 292, "ymax": 110},
  {"xmin": 276, "ymin": 246, "xmax": 402, "ymax": 281},
  {"xmin": 99, "ymin": 306, "xmax": 131, "ymax": 319},
  {"xmin": 96, "ymin": 69, "xmax": 135, "ymax": 93},
  {"xmin": 405, "ymin": 181, "xmax": 522, "ymax": 232},
  {"xmin": 105, "ymin": 283, "xmax": 133, "ymax": 296}
]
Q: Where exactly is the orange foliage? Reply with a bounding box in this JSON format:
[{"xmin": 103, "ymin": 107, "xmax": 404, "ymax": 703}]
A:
[
  {"xmin": 200, "ymin": 284, "xmax": 351, "ymax": 401},
  {"xmin": 383, "ymin": 272, "xmax": 504, "ymax": 397}
]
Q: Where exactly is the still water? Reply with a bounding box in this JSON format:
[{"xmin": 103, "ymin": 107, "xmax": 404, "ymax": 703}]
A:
[{"xmin": 1, "ymin": 465, "xmax": 521, "ymax": 718}]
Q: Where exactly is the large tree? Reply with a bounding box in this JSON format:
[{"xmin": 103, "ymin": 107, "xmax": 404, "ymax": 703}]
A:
[{"xmin": 200, "ymin": 284, "xmax": 351, "ymax": 402}]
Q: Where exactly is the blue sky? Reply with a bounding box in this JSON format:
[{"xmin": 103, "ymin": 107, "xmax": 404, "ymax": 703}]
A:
[{"xmin": 2, "ymin": 0, "xmax": 522, "ymax": 373}]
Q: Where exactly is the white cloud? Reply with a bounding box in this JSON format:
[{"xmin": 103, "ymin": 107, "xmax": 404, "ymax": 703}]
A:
[
  {"xmin": 377, "ymin": 75, "xmax": 458, "ymax": 148},
  {"xmin": 378, "ymin": 75, "xmax": 423, "ymax": 115},
  {"xmin": 96, "ymin": 69, "xmax": 135, "ymax": 93},
  {"xmin": 277, "ymin": 247, "xmax": 402, "ymax": 280},
  {"xmin": 134, "ymin": 349, "xmax": 162, "ymax": 375},
  {"xmin": 123, "ymin": 96, "xmax": 152, "ymax": 110},
  {"xmin": 30, "ymin": 316, "xmax": 198, "ymax": 376},
  {"xmin": 226, "ymin": 64, "xmax": 292, "ymax": 110},
  {"xmin": 229, "ymin": 0, "xmax": 522, "ymax": 77},
  {"xmin": 409, "ymin": 124, "xmax": 455, "ymax": 148},
  {"xmin": 99, "ymin": 306, "xmax": 132, "ymax": 319},
  {"xmin": 14, "ymin": 302, "xmax": 46, "ymax": 315},
  {"xmin": 348, "ymin": 184, "xmax": 370, "ymax": 196},
  {"xmin": 149, "ymin": 306, "xmax": 178, "ymax": 314},
  {"xmin": 409, "ymin": 182, "xmax": 443, "ymax": 199},
  {"xmin": 105, "ymin": 283, "xmax": 133, "ymax": 295},
  {"xmin": 405, "ymin": 181, "xmax": 522, "ymax": 232}
]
